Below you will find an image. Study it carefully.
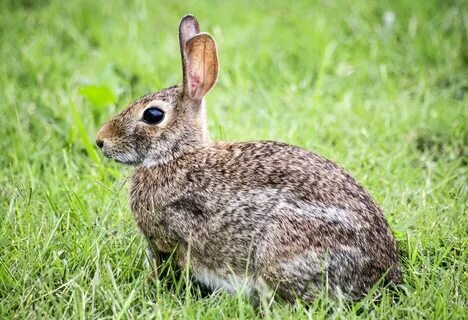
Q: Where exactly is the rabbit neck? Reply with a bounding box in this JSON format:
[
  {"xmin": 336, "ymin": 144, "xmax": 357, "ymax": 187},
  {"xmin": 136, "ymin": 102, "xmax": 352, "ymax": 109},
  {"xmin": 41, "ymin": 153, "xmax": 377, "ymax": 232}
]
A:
[
  {"xmin": 142, "ymin": 142, "xmax": 204, "ymax": 168},
  {"xmin": 198, "ymin": 99, "xmax": 210, "ymax": 144}
]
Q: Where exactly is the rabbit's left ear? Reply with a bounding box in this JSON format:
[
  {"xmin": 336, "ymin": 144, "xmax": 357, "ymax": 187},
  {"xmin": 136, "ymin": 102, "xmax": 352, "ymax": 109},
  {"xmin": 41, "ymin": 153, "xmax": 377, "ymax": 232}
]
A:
[
  {"xmin": 179, "ymin": 15, "xmax": 218, "ymax": 101},
  {"xmin": 179, "ymin": 15, "xmax": 200, "ymax": 57}
]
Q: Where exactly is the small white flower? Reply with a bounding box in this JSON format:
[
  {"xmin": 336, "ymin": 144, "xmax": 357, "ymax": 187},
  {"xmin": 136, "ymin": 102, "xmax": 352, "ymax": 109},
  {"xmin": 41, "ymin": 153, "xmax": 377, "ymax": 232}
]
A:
[{"xmin": 383, "ymin": 11, "xmax": 396, "ymax": 30}]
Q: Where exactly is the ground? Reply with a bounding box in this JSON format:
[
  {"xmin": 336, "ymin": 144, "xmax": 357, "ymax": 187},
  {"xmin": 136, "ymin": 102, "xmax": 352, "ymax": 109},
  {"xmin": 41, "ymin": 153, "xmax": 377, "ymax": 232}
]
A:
[{"xmin": 0, "ymin": 0, "xmax": 466, "ymax": 318}]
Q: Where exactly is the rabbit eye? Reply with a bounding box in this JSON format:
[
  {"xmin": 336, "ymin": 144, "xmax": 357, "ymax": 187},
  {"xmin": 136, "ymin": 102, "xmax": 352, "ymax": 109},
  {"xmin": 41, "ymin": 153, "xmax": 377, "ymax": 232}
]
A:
[{"xmin": 143, "ymin": 107, "xmax": 165, "ymax": 124}]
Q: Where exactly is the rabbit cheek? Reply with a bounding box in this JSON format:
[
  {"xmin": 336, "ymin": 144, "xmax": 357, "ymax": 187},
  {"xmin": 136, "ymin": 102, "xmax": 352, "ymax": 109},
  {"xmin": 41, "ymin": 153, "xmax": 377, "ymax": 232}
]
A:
[{"xmin": 132, "ymin": 126, "xmax": 157, "ymax": 156}]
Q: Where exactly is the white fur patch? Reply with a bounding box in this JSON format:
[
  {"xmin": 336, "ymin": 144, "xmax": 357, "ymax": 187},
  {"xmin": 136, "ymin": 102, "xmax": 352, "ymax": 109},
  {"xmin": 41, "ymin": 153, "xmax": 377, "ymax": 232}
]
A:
[
  {"xmin": 223, "ymin": 188, "xmax": 357, "ymax": 227},
  {"xmin": 277, "ymin": 199, "xmax": 355, "ymax": 225},
  {"xmin": 113, "ymin": 151, "xmax": 138, "ymax": 164},
  {"xmin": 142, "ymin": 158, "xmax": 159, "ymax": 167},
  {"xmin": 193, "ymin": 268, "xmax": 254, "ymax": 295}
]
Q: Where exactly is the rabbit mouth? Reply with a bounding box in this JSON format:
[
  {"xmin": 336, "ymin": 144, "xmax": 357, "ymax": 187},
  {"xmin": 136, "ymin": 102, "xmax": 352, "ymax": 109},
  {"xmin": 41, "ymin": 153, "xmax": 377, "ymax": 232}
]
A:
[
  {"xmin": 101, "ymin": 148, "xmax": 140, "ymax": 166},
  {"xmin": 113, "ymin": 158, "xmax": 138, "ymax": 166},
  {"xmin": 112, "ymin": 154, "xmax": 140, "ymax": 166}
]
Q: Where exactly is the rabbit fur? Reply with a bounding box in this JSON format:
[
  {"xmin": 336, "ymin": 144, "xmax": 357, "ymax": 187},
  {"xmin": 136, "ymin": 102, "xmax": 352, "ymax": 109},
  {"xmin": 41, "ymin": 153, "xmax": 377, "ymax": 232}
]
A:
[{"xmin": 96, "ymin": 15, "xmax": 401, "ymax": 302}]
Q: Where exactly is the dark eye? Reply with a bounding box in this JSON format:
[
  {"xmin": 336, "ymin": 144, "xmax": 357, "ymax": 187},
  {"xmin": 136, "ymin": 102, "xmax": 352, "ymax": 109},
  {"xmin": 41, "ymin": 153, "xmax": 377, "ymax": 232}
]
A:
[{"xmin": 143, "ymin": 107, "xmax": 165, "ymax": 124}]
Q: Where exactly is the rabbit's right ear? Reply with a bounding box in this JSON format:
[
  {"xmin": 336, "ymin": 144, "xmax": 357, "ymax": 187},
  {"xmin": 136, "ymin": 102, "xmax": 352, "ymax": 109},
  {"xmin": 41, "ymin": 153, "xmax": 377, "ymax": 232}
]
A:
[{"xmin": 179, "ymin": 15, "xmax": 218, "ymax": 102}]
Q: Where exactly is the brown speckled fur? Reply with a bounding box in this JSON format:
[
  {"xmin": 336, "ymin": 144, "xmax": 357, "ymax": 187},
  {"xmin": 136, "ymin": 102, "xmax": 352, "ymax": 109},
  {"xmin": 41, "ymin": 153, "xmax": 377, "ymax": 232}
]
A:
[{"xmin": 96, "ymin": 15, "xmax": 401, "ymax": 302}]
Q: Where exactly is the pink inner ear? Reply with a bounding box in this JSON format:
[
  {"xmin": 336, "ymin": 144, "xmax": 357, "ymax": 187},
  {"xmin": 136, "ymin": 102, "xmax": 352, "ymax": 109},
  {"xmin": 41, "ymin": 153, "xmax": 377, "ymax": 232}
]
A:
[{"xmin": 190, "ymin": 73, "xmax": 201, "ymax": 97}]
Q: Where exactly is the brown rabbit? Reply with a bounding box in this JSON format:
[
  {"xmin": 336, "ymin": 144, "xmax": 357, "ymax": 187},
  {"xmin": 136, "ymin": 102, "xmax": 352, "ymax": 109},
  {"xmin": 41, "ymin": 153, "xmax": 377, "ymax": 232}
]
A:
[{"xmin": 96, "ymin": 15, "xmax": 401, "ymax": 302}]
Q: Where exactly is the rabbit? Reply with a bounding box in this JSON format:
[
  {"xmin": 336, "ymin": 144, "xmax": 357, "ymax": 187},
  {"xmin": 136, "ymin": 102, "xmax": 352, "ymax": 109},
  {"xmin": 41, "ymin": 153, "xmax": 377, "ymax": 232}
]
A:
[{"xmin": 95, "ymin": 14, "xmax": 401, "ymax": 303}]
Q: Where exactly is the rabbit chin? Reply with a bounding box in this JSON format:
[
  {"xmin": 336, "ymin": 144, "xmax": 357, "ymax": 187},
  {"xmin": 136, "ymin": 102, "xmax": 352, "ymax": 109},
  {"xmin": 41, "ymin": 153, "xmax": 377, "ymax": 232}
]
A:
[{"xmin": 103, "ymin": 150, "xmax": 140, "ymax": 165}]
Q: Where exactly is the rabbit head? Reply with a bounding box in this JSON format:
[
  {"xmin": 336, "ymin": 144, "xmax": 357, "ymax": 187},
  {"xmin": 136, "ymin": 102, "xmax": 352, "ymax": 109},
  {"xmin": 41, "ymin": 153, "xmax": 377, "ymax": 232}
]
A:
[{"xmin": 96, "ymin": 15, "xmax": 218, "ymax": 166}]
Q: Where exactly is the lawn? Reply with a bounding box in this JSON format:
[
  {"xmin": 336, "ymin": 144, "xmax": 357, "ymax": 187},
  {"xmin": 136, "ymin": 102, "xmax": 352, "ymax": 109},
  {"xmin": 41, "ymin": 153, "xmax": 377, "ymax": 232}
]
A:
[{"xmin": 0, "ymin": 0, "xmax": 466, "ymax": 318}]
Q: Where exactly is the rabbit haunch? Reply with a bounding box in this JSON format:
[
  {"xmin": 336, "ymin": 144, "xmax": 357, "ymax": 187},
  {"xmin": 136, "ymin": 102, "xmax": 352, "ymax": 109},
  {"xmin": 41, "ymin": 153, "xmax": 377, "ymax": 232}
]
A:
[{"xmin": 96, "ymin": 15, "xmax": 401, "ymax": 303}]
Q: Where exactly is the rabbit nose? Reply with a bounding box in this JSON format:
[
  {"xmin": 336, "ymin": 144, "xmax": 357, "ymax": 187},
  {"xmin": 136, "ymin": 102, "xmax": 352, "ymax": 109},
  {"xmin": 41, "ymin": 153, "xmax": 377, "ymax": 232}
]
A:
[
  {"xmin": 96, "ymin": 139, "xmax": 104, "ymax": 148},
  {"xmin": 96, "ymin": 122, "xmax": 113, "ymax": 148}
]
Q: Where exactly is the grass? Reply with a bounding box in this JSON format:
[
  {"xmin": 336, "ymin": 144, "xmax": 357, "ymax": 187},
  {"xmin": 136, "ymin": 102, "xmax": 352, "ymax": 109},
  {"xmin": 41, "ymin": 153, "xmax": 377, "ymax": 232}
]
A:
[{"xmin": 0, "ymin": 0, "xmax": 466, "ymax": 318}]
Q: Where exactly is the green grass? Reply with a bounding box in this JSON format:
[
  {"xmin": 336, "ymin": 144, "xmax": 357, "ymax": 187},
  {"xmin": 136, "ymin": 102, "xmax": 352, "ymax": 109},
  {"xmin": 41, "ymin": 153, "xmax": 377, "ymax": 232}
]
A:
[{"xmin": 0, "ymin": 0, "xmax": 466, "ymax": 318}]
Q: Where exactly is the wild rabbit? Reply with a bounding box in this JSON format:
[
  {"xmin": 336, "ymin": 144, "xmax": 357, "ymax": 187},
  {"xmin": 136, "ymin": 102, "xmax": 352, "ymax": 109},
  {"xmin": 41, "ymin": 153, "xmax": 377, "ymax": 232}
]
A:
[{"xmin": 96, "ymin": 15, "xmax": 401, "ymax": 302}]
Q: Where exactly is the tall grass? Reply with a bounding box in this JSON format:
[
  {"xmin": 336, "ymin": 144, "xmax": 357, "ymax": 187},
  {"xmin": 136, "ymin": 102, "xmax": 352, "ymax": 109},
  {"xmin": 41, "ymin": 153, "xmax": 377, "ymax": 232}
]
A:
[{"xmin": 0, "ymin": 0, "xmax": 466, "ymax": 318}]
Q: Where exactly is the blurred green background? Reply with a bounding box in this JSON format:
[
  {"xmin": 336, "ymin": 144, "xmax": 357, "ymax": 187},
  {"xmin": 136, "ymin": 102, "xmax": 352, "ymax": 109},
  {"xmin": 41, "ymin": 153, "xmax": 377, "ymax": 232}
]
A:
[{"xmin": 0, "ymin": 0, "xmax": 466, "ymax": 318}]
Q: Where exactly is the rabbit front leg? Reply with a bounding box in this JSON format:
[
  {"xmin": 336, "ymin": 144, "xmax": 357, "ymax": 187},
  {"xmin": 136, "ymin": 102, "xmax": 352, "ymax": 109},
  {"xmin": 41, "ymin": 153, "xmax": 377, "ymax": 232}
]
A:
[
  {"xmin": 143, "ymin": 203, "xmax": 203, "ymax": 283},
  {"xmin": 144, "ymin": 237, "xmax": 174, "ymax": 280}
]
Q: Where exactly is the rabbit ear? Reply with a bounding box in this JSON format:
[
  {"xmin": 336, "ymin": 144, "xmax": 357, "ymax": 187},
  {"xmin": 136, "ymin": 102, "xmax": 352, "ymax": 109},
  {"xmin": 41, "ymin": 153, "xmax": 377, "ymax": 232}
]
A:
[
  {"xmin": 179, "ymin": 15, "xmax": 200, "ymax": 95},
  {"xmin": 181, "ymin": 33, "xmax": 218, "ymax": 101},
  {"xmin": 179, "ymin": 15, "xmax": 200, "ymax": 50},
  {"xmin": 179, "ymin": 15, "xmax": 218, "ymax": 101}
]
